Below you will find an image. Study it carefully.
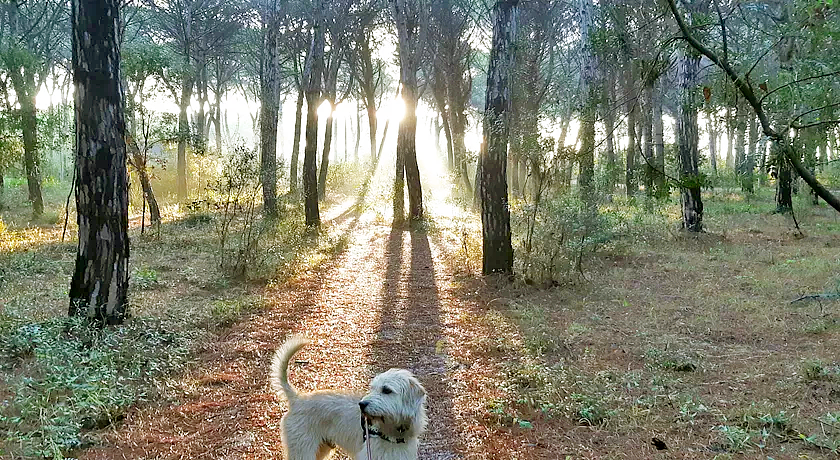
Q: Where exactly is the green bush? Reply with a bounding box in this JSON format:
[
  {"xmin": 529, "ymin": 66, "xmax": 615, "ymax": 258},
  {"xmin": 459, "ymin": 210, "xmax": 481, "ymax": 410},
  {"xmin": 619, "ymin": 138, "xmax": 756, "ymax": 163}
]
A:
[{"xmin": 512, "ymin": 191, "xmax": 624, "ymax": 284}]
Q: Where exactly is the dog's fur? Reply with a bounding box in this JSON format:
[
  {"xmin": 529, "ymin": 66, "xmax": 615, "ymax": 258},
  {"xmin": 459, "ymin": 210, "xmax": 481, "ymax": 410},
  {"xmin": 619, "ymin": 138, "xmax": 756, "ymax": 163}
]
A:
[{"xmin": 270, "ymin": 336, "xmax": 427, "ymax": 460}]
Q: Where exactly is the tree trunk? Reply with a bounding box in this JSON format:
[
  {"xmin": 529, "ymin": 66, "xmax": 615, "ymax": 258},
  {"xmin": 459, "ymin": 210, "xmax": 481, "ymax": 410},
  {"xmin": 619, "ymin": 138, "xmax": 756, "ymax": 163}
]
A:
[
  {"xmin": 303, "ymin": 19, "xmax": 324, "ymax": 227},
  {"xmin": 127, "ymin": 136, "xmax": 161, "ymax": 228},
  {"xmin": 479, "ymin": 0, "xmax": 517, "ymax": 275},
  {"xmin": 18, "ymin": 95, "xmax": 43, "ymax": 216},
  {"xmin": 177, "ymin": 75, "xmax": 194, "ymax": 201},
  {"xmin": 707, "ymin": 113, "xmax": 718, "ymax": 175},
  {"xmin": 603, "ymin": 74, "xmax": 617, "ymax": 192},
  {"xmin": 578, "ymin": 0, "xmax": 597, "ymax": 207},
  {"xmin": 641, "ymin": 82, "xmax": 654, "ymax": 195},
  {"xmin": 354, "ymin": 101, "xmax": 361, "ymax": 163},
  {"xmin": 390, "ymin": 0, "xmax": 424, "ymax": 221},
  {"xmin": 318, "ymin": 101, "xmax": 334, "ymax": 200},
  {"xmin": 624, "ymin": 65, "xmax": 638, "ymax": 197},
  {"xmin": 725, "ymin": 105, "xmax": 734, "ymax": 170},
  {"xmin": 743, "ymin": 113, "xmax": 757, "ymax": 194},
  {"xmin": 775, "ymin": 145, "xmax": 793, "ymax": 213},
  {"xmin": 213, "ymin": 84, "xmax": 223, "ymax": 154},
  {"xmin": 652, "ymin": 81, "xmax": 666, "ymax": 195},
  {"xmin": 676, "ymin": 48, "xmax": 703, "ymax": 232},
  {"xmin": 290, "ymin": 87, "xmax": 304, "ymax": 196},
  {"xmin": 735, "ymin": 104, "xmax": 746, "ymax": 178},
  {"xmin": 260, "ymin": 13, "xmax": 280, "ymax": 217},
  {"xmin": 69, "ymin": 0, "xmax": 130, "ymax": 325}
]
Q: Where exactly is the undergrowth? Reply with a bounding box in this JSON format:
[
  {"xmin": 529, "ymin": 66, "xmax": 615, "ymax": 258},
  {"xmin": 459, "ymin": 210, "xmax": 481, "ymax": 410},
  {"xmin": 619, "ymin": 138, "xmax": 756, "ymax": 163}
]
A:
[{"xmin": 0, "ymin": 315, "xmax": 204, "ymax": 458}]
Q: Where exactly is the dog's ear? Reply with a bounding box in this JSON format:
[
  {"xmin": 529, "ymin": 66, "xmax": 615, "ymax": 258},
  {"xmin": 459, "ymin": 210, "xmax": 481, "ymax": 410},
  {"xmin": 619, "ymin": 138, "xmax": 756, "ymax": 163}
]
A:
[{"xmin": 408, "ymin": 377, "xmax": 426, "ymax": 401}]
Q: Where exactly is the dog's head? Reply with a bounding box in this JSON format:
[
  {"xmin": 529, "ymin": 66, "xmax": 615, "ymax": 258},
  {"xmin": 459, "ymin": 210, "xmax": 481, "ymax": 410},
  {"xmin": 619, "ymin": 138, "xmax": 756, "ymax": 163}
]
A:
[{"xmin": 359, "ymin": 368, "xmax": 427, "ymax": 439}]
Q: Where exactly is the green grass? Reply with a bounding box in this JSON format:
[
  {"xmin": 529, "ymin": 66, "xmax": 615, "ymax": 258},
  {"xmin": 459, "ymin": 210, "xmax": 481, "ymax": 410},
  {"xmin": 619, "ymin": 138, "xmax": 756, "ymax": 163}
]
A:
[{"xmin": 0, "ymin": 315, "xmax": 203, "ymax": 458}]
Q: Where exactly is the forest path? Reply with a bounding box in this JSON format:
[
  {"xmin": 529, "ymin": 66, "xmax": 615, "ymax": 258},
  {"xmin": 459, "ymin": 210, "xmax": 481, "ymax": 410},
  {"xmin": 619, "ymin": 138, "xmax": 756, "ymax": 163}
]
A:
[{"xmin": 81, "ymin": 161, "xmax": 473, "ymax": 459}]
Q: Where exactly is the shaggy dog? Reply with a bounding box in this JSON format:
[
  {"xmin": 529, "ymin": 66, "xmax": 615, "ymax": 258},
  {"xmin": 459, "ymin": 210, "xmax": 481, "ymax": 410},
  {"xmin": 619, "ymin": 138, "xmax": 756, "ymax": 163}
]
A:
[{"xmin": 270, "ymin": 336, "xmax": 427, "ymax": 460}]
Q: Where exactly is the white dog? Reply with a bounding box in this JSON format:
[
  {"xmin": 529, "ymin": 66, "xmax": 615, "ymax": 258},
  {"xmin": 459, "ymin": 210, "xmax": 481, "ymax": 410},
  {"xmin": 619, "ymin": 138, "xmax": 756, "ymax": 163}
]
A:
[{"xmin": 269, "ymin": 336, "xmax": 427, "ymax": 460}]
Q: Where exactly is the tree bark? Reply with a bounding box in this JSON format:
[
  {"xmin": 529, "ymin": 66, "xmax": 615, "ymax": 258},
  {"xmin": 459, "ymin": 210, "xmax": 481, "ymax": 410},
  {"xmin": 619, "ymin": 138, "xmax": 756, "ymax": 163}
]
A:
[
  {"xmin": 652, "ymin": 80, "xmax": 666, "ymax": 194},
  {"xmin": 289, "ymin": 87, "xmax": 304, "ymax": 196},
  {"xmin": 578, "ymin": 0, "xmax": 597, "ymax": 207},
  {"xmin": 177, "ymin": 75, "xmax": 194, "ymax": 201},
  {"xmin": 707, "ymin": 112, "xmax": 718, "ymax": 175},
  {"xmin": 260, "ymin": 9, "xmax": 280, "ymax": 217},
  {"xmin": 641, "ymin": 81, "xmax": 655, "ymax": 195},
  {"xmin": 18, "ymin": 95, "xmax": 43, "ymax": 216},
  {"xmin": 318, "ymin": 48, "xmax": 341, "ymax": 200},
  {"xmin": 127, "ymin": 136, "xmax": 161, "ymax": 228},
  {"xmin": 624, "ymin": 64, "xmax": 638, "ymax": 197},
  {"xmin": 390, "ymin": 0, "xmax": 424, "ymax": 221},
  {"xmin": 354, "ymin": 101, "xmax": 361, "ymax": 163},
  {"xmin": 479, "ymin": 0, "xmax": 517, "ymax": 275},
  {"xmin": 303, "ymin": 17, "xmax": 324, "ymax": 227},
  {"xmin": 602, "ymin": 74, "xmax": 617, "ymax": 192},
  {"xmin": 69, "ymin": 0, "xmax": 130, "ymax": 325},
  {"xmin": 744, "ymin": 113, "xmax": 757, "ymax": 194},
  {"xmin": 725, "ymin": 105, "xmax": 735, "ymax": 170},
  {"xmin": 318, "ymin": 103, "xmax": 334, "ymax": 200},
  {"xmin": 675, "ymin": 33, "xmax": 703, "ymax": 231}
]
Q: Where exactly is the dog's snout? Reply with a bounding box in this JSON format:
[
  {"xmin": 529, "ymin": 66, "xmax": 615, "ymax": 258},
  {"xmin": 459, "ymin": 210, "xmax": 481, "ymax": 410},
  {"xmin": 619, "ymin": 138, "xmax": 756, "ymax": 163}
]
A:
[{"xmin": 359, "ymin": 400, "xmax": 370, "ymax": 412}]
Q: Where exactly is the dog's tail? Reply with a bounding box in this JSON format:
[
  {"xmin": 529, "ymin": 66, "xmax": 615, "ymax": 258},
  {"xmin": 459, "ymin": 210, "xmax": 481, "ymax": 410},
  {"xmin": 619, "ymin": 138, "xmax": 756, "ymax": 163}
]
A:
[{"xmin": 269, "ymin": 335, "xmax": 310, "ymax": 402}]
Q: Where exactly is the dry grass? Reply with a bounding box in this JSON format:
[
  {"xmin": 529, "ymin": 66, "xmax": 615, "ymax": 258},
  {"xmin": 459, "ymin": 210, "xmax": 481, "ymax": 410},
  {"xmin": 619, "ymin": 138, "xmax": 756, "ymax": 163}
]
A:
[
  {"xmin": 3, "ymin": 169, "xmax": 840, "ymax": 459},
  {"xmin": 439, "ymin": 187, "xmax": 840, "ymax": 459}
]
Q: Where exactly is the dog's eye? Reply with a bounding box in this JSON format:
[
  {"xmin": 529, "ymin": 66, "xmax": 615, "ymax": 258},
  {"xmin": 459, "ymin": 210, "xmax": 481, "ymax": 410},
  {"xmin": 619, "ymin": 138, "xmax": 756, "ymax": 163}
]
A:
[{"xmin": 381, "ymin": 386, "xmax": 393, "ymax": 395}]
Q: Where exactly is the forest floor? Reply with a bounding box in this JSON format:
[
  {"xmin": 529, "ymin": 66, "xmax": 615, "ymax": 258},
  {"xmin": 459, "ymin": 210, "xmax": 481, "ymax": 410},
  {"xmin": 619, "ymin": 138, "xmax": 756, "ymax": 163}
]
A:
[{"xmin": 2, "ymin": 158, "xmax": 840, "ymax": 459}]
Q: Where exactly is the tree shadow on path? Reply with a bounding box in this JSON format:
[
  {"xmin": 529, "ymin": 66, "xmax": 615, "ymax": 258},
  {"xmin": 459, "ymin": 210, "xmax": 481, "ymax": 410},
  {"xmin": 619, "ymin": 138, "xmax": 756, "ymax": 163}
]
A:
[{"xmin": 369, "ymin": 226, "xmax": 461, "ymax": 459}]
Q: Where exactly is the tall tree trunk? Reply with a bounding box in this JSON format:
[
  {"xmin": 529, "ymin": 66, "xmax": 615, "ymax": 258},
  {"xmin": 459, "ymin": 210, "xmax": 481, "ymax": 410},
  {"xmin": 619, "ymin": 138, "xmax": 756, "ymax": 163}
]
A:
[
  {"xmin": 318, "ymin": 101, "xmax": 334, "ymax": 200},
  {"xmin": 390, "ymin": 0, "xmax": 424, "ymax": 221},
  {"xmin": 69, "ymin": 0, "xmax": 130, "ymax": 325},
  {"xmin": 624, "ymin": 65, "xmax": 638, "ymax": 197},
  {"xmin": 725, "ymin": 105, "xmax": 734, "ymax": 170},
  {"xmin": 441, "ymin": 108, "xmax": 455, "ymax": 170},
  {"xmin": 290, "ymin": 87, "xmax": 304, "ymax": 196},
  {"xmin": 366, "ymin": 100, "xmax": 378, "ymax": 163},
  {"xmin": 177, "ymin": 75, "xmax": 194, "ymax": 201},
  {"xmin": 602, "ymin": 74, "xmax": 617, "ymax": 193},
  {"xmin": 399, "ymin": 86, "xmax": 423, "ymax": 220},
  {"xmin": 260, "ymin": 13, "xmax": 280, "ymax": 217},
  {"xmin": 743, "ymin": 113, "xmax": 757, "ymax": 194},
  {"xmin": 676, "ymin": 48, "xmax": 703, "ymax": 232},
  {"xmin": 775, "ymin": 144, "xmax": 793, "ymax": 213},
  {"xmin": 214, "ymin": 97, "xmax": 222, "ymax": 154},
  {"xmin": 735, "ymin": 103, "xmax": 746, "ymax": 178},
  {"xmin": 303, "ymin": 17, "xmax": 324, "ymax": 227},
  {"xmin": 641, "ymin": 82, "xmax": 654, "ymax": 196},
  {"xmin": 707, "ymin": 112, "xmax": 718, "ymax": 175},
  {"xmin": 127, "ymin": 136, "xmax": 161, "ymax": 228},
  {"xmin": 18, "ymin": 95, "xmax": 43, "ymax": 216},
  {"xmin": 652, "ymin": 80, "xmax": 666, "ymax": 195},
  {"xmin": 479, "ymin": 0, "xmax": 517, "ymax": 275},
  {"xmin": 354, "ymin": 101, "xmax": 361, "ymax": 163},
  {"xmin": 578, "ymin": 0, "xmax": 597, "ymax": 208}
]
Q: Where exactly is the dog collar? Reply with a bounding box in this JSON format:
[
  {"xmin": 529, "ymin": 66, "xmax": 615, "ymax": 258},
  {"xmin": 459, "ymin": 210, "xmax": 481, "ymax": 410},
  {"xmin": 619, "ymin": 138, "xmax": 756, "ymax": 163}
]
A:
[
  {"xmin": 362, "ymin": 426, "xmax": 406, "ymax": 444},
  {"xmin": 361, "ymin": 414, "xmax": 407, "ymax": 444}
]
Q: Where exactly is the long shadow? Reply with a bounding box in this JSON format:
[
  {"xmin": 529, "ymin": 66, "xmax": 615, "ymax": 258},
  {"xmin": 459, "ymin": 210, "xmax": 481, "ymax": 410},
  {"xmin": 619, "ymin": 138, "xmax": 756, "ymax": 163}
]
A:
[{"xmin": 369, "ymin": 226, "xmax": 460, "ymax": 459}]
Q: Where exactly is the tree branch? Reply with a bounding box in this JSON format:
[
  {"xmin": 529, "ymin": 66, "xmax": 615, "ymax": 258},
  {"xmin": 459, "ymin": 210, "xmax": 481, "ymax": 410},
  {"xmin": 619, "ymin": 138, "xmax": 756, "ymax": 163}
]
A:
[
  {"xmin": 759, "ymin": 69, "xmax": 840, "ymax": 104},
  {"xmin": 666, "ymin": 0, "xmax": 840, "ymax": 214}
]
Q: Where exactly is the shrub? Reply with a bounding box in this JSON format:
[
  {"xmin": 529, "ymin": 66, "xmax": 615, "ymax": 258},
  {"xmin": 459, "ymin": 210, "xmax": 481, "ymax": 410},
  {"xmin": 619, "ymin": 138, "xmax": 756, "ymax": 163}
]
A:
[
  {"xmin": 206, "ymin": 144, "xmax": 272, "ymax": 279},
  {"xmin": 513, "ymin": 191, "xmax": 622, "ymax": 284}
]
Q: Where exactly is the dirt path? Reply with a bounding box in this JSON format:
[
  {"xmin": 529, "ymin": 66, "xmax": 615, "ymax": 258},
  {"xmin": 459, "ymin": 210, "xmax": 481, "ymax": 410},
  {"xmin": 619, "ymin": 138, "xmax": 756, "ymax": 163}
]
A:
[{"xmin": 80, "ymin": 201, "xmax": 466, "ymax": 459}]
